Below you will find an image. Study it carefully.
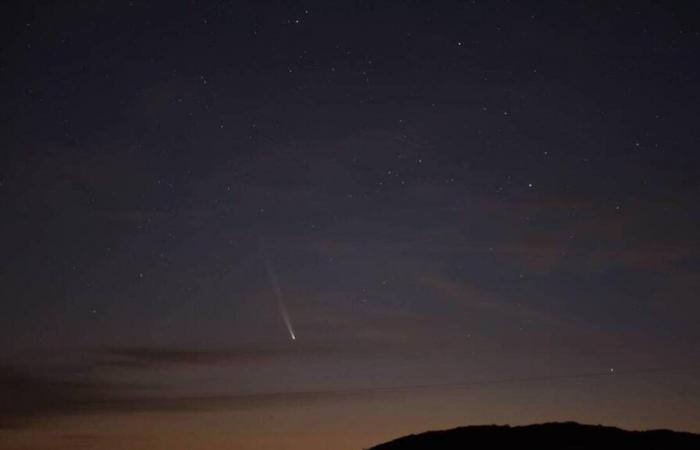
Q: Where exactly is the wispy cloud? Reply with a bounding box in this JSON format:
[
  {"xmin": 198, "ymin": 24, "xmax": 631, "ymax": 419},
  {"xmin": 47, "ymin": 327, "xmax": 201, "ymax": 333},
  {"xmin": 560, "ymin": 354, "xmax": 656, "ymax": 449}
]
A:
[
  {"xmin": 99, "ymin": 345, "xmax": 320, "ymax": 368},
  {"xmin": 0, "ymin": 359, "xmax": 387, "ymax": 429},
  {"xmin": 0, "ymin": 341, "xmax": 398, "ymax": 428}
]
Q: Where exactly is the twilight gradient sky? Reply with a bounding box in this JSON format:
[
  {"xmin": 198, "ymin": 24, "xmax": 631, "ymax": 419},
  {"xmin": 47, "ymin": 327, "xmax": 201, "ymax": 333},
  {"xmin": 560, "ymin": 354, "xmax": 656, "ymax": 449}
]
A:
[{"xmin": 1, "ymin": 1, "xmax": 700, "ymax": 449}]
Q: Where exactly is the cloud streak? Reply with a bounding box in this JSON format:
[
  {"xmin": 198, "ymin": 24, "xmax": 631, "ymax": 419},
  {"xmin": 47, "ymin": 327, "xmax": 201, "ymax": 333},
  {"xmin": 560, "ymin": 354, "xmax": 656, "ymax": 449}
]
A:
[
  {"xmin": 0, "ymin": 359, "xmax": 381, "ymax": 429},
  {"xmin": 100, "ymin": 345, "xmax": 309, "ymax": 368},
  {"xmin": 4, "ymin": 358, "xmax": 698, "ymax": 430}
]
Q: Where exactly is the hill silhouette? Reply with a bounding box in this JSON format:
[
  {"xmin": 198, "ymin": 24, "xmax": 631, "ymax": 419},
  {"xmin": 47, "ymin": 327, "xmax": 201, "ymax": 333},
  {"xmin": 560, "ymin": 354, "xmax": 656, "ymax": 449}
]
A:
[{"xmin": 368, "ymin": 422, "xmax": 700, "ymax": 450}]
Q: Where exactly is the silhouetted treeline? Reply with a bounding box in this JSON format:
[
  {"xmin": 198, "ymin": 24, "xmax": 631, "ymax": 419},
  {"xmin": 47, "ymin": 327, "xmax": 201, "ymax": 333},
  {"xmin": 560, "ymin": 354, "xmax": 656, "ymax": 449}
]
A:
[{"xmin": 369, "ymin": 422, "xmax": 700, "ymax": 450}]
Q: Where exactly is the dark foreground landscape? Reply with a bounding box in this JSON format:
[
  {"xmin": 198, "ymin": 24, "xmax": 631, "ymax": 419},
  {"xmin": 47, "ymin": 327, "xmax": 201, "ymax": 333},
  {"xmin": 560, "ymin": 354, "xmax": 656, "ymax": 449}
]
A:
[{"xmin": 369, "ymin": 422, "xmax": 700, "ymax": 450}]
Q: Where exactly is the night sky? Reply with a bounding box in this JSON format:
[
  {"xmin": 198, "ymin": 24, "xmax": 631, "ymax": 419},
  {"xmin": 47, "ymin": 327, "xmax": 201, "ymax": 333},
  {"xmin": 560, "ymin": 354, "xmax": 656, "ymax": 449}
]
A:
[{"xmin": 1, "ymin": 1, "xmax": 700, "ymax": 449}]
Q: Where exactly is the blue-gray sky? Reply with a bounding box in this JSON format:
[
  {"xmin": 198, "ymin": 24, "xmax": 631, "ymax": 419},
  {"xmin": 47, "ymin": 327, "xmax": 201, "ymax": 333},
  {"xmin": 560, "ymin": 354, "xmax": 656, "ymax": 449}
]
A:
[{"xmin": 1, "ymin": 1, "xmax": 699, "ymax": 448}]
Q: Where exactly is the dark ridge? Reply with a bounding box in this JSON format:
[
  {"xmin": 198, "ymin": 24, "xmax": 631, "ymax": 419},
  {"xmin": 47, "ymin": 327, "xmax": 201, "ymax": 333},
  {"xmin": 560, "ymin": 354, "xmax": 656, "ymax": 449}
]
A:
[{"xmin": 368, "ymin": 422, "xmax": 700, "ymax": 450}]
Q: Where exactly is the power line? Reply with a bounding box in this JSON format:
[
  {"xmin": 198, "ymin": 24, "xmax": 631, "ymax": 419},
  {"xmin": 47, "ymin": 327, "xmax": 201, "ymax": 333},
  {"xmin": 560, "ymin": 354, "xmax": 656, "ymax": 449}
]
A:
[{"xmin": 263, "ymin": 365, "xmax": 700, "ymax": 399}]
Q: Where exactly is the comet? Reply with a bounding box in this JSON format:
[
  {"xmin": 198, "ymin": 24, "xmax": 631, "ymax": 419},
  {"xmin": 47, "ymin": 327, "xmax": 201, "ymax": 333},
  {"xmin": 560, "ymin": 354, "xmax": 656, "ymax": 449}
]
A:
[{"xmin": 259, "ymin": 237, "xmax": 297, "ymax": 341}]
